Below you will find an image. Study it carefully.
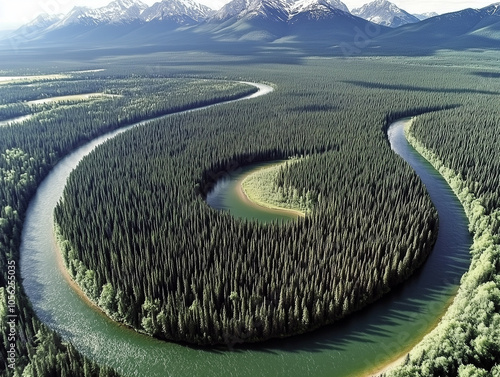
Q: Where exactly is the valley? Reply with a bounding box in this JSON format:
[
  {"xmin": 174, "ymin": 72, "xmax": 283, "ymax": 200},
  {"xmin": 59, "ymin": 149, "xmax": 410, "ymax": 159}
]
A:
[{"xmin": 1, "ymin": 0, "xmax": 500, "ymax": 376}]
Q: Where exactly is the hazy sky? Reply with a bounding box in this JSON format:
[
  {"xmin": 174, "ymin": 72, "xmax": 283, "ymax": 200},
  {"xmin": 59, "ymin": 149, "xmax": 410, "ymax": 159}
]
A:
[{"xmin": 0, "ymin": 0, "xmax": 496, "ymax": 30}]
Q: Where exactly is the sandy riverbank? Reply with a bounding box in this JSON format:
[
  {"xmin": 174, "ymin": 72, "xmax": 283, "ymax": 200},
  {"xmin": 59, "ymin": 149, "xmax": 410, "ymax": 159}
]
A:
[{"xmin": 236, "ymin": 163, "xmax": 306, "ymax": 218}]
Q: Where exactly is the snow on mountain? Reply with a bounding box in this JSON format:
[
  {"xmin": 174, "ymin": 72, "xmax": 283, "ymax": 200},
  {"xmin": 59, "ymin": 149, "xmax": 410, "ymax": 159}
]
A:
[
  {"xmin": 141, "ymin": 0, "xmax": 214, "ymax": 23},
  {"xmin": 210, "ymin": 0, "xmax": 247, "ymax": 21},
  {"xmin": 352, "ymin": 0, "xmax": 419, "ymax": 28},
  {"xmin": 102, "ymin": 0, "xmax": 148, "ymax": 23},
  {"xmin": 211, "ymin": 0, "xmax": 289, "ymax": 22},
  {"xmin": 483, "ymin": 2, "xmax": 500, "ymax": 16},
  {"xmin": 290, "ymin": 0, "xmax": 349, "ymax": 15},
  {"xmin": 8, "ymin": 13, "xmax": 63, "ymax": 41},
  {"xmin": 211, "ymin": 0, "xmax": 350, "ymax": 22},
  {"xmin": 414, "ymin": 12, "xmax": 438, "ymax": 21},
  {"xmin": 23, "ymin": 13, "xmax": 63, "ymax": 30},
  {"xmin": 53, "ymin": 0, "xmax": 148, "ymax": 28},
  {"xmin": 55, "ymin": 6, "xmax": 97, "ymax": 28}
]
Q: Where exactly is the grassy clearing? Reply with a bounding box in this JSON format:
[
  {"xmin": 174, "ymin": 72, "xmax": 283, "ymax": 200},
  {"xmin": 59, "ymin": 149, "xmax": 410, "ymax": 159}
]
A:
[
  {"xmin": 240, "ymin": 158, "xmax": 311, "ymax": 217},
  {"xmin": 0, "ymin": 74, "xmax": 69, "ymax": 84},
  {"xmin": 26, "ymin": 93, "xmax": 119, "ymax": 105}
]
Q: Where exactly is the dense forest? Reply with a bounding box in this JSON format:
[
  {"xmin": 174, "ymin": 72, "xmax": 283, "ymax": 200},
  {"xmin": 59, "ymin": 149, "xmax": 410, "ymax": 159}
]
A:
[
  {"xmin": 0, "ymin": 71, "xmax": 255, "ymax": 376},
  {"xmin": 52, "ymin": 61, "xmax": 457, "ymax": 345}
]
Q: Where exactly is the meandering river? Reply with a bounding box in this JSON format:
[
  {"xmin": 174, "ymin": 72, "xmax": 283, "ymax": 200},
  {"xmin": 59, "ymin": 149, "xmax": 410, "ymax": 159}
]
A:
[{"xmin": 21, "ymin": 81, "xmax": 471, "ymax": 377}]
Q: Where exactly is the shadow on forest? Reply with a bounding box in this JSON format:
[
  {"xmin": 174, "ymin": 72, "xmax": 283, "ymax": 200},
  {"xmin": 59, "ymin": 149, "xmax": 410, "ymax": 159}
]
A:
[
  {"xmin": 342, "ymin": 80, "xmax": 500, "ymax": 96},
  {"xmin": 471, "ymin": 71, "xmax": 500, "ymax": 79},
  {"xmin": 188, "ymin": 250, "xmax": 468, "ymax": 356}
]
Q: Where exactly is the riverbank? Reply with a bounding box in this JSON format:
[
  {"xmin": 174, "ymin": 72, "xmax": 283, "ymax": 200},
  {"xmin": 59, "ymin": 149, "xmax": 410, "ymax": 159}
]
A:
[
  {"xmin": 366, "ymin": 291, "xmax": 457, "ymax": 377},
  {"xmin": 386, "ymin": 116, "xmax": 499, "ymax": 375},
  {"xmin": 53, "ymin": 227, "xmax": 106, "ymax": 316},
  {"xmin": 236, "ymin": 161, "xmax": 306, "ymax": 217}
]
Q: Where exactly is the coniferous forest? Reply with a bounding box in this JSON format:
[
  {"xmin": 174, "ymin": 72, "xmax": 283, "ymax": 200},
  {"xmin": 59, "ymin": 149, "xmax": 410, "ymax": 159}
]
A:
[
  {"xmin": 0, "ymin": 71, "xmax": 256, "ymax": 376},
  {"xmin": 1, "ymin": 51, "xmax": 500, "ymax": 376},
  {"xmin": 53, "ymin": 66, "xmax": 442, "ymax": 344}
]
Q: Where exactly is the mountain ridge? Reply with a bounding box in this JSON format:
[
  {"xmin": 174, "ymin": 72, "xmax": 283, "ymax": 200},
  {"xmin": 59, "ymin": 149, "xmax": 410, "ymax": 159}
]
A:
[{"xmin": 3, "ymin": 0, "xmax": 500, "ymax": 54}]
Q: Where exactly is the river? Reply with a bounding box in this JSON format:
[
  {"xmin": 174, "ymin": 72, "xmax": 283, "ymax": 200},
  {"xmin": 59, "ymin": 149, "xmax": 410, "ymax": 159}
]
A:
[
  {"xmin": 0, "ymin": 114, "xmax": 33, "ymax": 127},
  {"xmin": 21, "ymin": 87, "xmax": 471, "ymax": 377}
]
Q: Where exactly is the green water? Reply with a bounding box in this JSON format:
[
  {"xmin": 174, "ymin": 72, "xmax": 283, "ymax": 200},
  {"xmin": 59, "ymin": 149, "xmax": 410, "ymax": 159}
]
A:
[
  {"xmin": 21, "ymin": 115, "xmax": 472, "ymax": 376},
  {"xmin": 206, "ymin": 161, "xmax": 299, "ymax": 223}
]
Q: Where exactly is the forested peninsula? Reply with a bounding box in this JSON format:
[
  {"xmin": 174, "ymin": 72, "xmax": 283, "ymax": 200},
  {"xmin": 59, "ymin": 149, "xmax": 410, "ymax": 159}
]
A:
[{"xmin": 53, "ymin": 64, "xmax": 444, "ymax": 345}]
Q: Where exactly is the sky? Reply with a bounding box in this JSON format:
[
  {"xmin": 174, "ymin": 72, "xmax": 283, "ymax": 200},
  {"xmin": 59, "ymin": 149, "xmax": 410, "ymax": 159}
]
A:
[{"xmin": 0, "ymin": 0, "xmax": 497, "ymax": 31}]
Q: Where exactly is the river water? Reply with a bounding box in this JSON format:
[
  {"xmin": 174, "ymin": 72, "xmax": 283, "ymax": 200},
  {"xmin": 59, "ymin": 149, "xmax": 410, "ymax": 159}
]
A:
[
  {"xmin": 0, "ymin": 114, "xmax": 33, "ymax": 127},
  {"xmin": 21, "ymin": 94, "xmax": 471, "ymax": 377}
]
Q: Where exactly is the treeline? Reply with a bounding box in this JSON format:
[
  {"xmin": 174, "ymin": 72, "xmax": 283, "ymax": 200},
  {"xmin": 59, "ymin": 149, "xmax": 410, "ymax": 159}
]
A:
[
  {"xmin": 0, "ymin": 74, "xmax": 255, "ymax": 376},
  {"xmin": 53, "ymin": 61, "xmax": 469, "ymax": 345},
  {"xmin": 388, "ymin": 74, "xmax": 500, "ymax": 376}
]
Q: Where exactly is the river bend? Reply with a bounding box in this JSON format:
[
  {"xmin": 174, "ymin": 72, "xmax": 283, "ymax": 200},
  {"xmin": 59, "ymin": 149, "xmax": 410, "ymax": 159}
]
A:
[{"xmin": 21, "ymin": 87, "xmax": 471, "ymax": 377}]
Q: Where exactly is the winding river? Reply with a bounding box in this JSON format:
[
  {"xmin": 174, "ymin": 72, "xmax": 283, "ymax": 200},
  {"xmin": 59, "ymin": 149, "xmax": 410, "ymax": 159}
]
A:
[{"xmin": 21, "ymin": 81, "xmax": 471, "ymax": 377}]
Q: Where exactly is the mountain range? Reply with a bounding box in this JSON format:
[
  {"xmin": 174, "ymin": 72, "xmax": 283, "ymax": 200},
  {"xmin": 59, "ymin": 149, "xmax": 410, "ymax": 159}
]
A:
[{"xmin": 3, "ymin": 0, "xmax": 500, "ymax": 54}]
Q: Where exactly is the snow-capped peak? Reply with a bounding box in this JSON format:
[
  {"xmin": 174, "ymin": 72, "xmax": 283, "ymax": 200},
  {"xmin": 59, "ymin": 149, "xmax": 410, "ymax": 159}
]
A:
[
  {"xmin": 95, "ymin": 0, "xmax": 148, "ymax": 23},
  {"xmin": 414, "ymin": 12, "xmax": 438, "ymax": 21},
  {"xmin": 211, "ymin": 0, "xmax": 289, "ymax": 22},
  {"xmin": 352, "ymin": 0, "xmax": 419, "ymax": 28},
  {"xmin": 290, "ymin": 0, "xmax": 349, "ymax": 15},
  {"xmin": 52, "ymin": 0, "xmax": 148, "ymax": 27},
  {"xmin": 26, "ymin": 13, "xmax": 63, "ymax": 27},
  {"xmin": 141, "ymin": 0, "xmax": 214, "ymax": 23},
  {"xmin": 211, "ymin": 0, "xmax": 349, "ymax": 22},
  {"xmin": 11, "ymin": 13, "xmax": 63, "ymax": 38}
]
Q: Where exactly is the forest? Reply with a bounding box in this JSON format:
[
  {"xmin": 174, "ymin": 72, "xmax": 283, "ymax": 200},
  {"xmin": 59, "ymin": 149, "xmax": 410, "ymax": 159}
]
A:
[
  {"xmin": 53, "ymin": 60, "xmax": 453, "ymax": 346},
  {"xmin": 0, "ymin": 71, "xmax": 255, "ymax": 376},
  {"xmin": 0, "ymin": 51, "xmax": 499, "ymax": 376}
]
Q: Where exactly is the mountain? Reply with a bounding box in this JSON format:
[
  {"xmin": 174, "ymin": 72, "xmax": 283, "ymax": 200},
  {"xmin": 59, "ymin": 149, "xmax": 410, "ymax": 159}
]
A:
[
  {"xmin": 202, "ymin": 0, "xmax": 289, "ymax": 42},
  {"xmin": 376, "ymin": 3, "xmax": 500, "ymax": 51},
  {"xmin": 210, "ymin": 0, "xmax": 349, "ymax": 22},
  {"xmin": 414, "ymin": 12, "xmax": 439, "ymax": 21},
  {"xmin": 9, "ymin": 14, "xmax": 63, "ymax": 40},
  {"xmin": 352, "ymin": 0, "xmax": 420, "ymax": 28},
  {"xmin": 7, "ymin": 0, "xmax": 500, "ymax": 54},
  {"xmin": 53, "ymin": 0, "xmax": 147, "ymax": 28},
  {"xmin": 210, "ymin": 0, "xmax": 289, "ymax": 23},
  {"xmin": 287, "ymin": 2, "xmax": 388, "ymax": 49},
  {"xmin": 205, "ymin": 0, "xmax": 360, "ymax": 41},
  {"xmin": 141, "ymin": 0, "xmax": 214, "ymax": 24}
]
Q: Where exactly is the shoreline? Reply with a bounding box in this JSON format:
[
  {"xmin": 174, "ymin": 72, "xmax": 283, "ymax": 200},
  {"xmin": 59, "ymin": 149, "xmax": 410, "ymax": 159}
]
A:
[
  {"xmin": 52, "ymin": 226, "xmax": 111, "ymax": 319},
  {"xmin": 364, "ymin": 292, "xmax": 456, "ymax": 377},
  {"xmin": 236, "ymin": 162, "xmax": 306, "ymax": 219}
]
